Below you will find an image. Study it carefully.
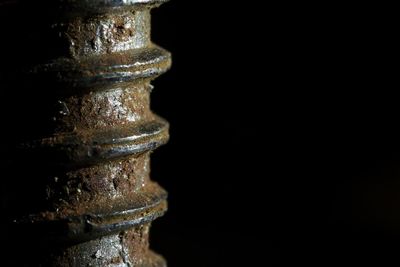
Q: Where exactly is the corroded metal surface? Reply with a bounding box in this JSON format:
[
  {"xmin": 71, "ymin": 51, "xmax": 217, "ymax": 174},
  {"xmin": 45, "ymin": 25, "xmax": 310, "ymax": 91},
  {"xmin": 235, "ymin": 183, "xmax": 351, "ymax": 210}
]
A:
[{"xmin": 0, "ymin": 0, "xmax": 170, "ymax": 266}]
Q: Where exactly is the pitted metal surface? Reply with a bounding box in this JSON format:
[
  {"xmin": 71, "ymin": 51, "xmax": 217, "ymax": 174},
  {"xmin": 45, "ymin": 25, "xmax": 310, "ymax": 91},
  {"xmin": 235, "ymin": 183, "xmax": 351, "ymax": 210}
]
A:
[{"xmin": 0, "ymin": 0, "xmax": 170, "ymax": 266}]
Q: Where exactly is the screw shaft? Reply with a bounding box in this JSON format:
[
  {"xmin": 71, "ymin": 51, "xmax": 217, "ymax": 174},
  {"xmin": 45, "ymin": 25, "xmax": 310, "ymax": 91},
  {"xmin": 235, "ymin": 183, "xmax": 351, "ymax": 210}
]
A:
[{"xmin": 0, "ymin": 1, "xmax": 170, "ymax": 266}]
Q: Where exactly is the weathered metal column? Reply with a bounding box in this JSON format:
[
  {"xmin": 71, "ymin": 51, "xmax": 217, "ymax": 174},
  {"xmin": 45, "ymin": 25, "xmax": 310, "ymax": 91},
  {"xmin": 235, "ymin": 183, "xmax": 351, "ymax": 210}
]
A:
[{"xmin": 0, "ymin": 0, "xmax": 170, "ymax": 266}]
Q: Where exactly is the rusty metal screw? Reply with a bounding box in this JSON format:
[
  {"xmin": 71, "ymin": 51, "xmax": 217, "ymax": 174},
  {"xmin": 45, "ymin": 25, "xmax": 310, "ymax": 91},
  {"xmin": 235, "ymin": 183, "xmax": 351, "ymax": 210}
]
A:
[{"xmin": 0, "ymin": 0, "xmax": 170, "ymax": 266}]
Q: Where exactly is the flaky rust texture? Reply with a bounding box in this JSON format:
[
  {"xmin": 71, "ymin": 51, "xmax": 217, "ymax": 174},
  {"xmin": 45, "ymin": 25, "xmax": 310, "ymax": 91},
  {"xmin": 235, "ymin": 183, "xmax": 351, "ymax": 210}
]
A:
[{"xmin": 0, "ymin": 0, "xmax": 171, "ymax": 266}]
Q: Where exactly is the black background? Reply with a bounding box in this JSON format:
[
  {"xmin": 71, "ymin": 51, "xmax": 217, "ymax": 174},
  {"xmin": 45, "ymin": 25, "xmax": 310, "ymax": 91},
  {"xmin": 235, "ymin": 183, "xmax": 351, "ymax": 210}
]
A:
[{"xmin": 149, "ymin": 2, "xmax": 399, "ymax": 266}]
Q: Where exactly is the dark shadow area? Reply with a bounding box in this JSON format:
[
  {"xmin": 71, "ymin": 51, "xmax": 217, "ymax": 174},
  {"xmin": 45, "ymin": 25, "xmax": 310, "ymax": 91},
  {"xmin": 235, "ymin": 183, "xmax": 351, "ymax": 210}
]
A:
[{"xmin": 149, "ymin": 2, "xmax": 399, "ymax": 266}]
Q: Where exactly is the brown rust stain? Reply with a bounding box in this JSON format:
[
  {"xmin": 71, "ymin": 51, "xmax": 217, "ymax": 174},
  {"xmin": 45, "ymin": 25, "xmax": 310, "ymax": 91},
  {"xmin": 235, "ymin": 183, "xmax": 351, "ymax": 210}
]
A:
[
  {"xmin": 46, "ymin": 154, "xmax": 151, "ymax": 210},
  {"xmin": 55, "ymin": 83, "xmax": 155, "ymax": 133}
]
